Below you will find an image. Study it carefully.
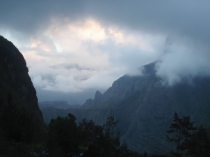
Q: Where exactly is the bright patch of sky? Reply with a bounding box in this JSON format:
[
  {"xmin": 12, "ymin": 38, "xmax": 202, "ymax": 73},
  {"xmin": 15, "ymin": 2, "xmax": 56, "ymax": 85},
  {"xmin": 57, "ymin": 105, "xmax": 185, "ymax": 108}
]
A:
[{"xmin": 1, "ymin": 18, "xmax": 165, "ymax": 93}]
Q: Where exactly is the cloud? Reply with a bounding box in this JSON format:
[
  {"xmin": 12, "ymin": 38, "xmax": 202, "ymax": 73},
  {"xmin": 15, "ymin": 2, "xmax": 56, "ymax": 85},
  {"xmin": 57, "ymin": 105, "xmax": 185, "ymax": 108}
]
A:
[
  {"xmin": 10, "ymin": 17, "xmax": 160, "ymax": 93},
  {"xmin": 0, "ymin": 1, "xmax": 85, "ymax": 36},
  {"xmin": 156, "ymin": 37, "xmax": 210, "ymax": 85},
  {"xmin": 2, "ymin": 1, "xmax": 210, "ymax": 45},
  {"xmin": 1, "ymin": 1, "xmax": 210, "ymax": 97}
]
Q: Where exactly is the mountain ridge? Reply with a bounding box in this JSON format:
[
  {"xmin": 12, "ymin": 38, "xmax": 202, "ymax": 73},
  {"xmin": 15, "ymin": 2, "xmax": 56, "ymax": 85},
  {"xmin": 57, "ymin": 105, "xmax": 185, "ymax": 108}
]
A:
[{"xmin": 41, "ymin": 61, "xmax": 210, "ymax": 154}]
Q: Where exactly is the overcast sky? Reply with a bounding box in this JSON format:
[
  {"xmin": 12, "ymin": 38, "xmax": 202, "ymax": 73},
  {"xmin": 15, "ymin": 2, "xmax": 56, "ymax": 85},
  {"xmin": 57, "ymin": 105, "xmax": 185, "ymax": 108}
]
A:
[{"xmin": 1, "ymin": 1, "xmax": 210, "ymax": 103}]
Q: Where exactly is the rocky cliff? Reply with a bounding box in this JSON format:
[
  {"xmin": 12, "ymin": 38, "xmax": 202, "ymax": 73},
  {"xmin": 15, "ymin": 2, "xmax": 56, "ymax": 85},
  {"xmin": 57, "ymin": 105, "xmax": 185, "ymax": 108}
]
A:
[{"xmin": 0, "ymin": 36, "xmax": 45, "ymax": 130}]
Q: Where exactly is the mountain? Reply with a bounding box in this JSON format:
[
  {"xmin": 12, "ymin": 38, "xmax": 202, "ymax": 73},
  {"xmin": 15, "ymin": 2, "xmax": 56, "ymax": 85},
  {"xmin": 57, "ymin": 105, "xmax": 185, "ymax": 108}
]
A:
[
  {"xmin": 40, "ymin": 62, "xmax": 210, "ymax": 154},
  {"xmin": 0, "ymin": 36, "xmax": 45, "ymax": 131},
  {"xmin": 39, "ymin": 100, "xmax": 81, "ymax": 109}
]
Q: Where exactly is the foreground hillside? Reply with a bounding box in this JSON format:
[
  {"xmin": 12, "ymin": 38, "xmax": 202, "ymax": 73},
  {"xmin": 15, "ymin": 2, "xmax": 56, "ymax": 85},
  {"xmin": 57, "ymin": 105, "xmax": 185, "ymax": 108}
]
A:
[{"xmin": 41, "ymin": 62, "xmax": 210, "ymax": 154}]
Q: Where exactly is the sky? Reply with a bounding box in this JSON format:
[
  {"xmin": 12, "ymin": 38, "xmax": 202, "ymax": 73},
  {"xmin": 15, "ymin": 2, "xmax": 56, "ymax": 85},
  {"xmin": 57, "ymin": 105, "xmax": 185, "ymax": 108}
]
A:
[{"xmin": 1, "ymin": 1, "xmax": 210, "ymax": 104}]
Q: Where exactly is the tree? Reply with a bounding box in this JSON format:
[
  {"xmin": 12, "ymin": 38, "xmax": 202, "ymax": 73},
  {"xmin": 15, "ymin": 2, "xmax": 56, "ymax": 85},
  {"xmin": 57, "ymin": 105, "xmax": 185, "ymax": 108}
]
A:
[
  {"xmin": 47, "ymin": 112, "xmax": 130, "ymax": 157},
  {"xmin": 47, "ymin": 114, "xmax": 82, "ymax": 157},
  {"xmin": 79, "ymin": 119, "xmax": 103, "ymax": 148},
  {"xmin": 186, "ymin": 126, "xmax": 210, "ymax": 156},
  {"xmin": 167, "ymin": 113, "xmax": 210, "ymax": 156},
  {"xmin": 83, "ymin": 113, "xmax": 130, "ymax": 157}
]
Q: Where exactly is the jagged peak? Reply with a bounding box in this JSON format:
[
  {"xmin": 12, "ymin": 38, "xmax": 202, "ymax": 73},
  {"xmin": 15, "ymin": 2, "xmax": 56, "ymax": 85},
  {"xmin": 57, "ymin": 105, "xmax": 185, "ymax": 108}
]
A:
[
  {"xmin": 95, "ymin": 90, "xmax": 102, "ymax": 99},
  {"xmin": 142, "ymin": 61, "xmax": 157, "ymax": 75}
]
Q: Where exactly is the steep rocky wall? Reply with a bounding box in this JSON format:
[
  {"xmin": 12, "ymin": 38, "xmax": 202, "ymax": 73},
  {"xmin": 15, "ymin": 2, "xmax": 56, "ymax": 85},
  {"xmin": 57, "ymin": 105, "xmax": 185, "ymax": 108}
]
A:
[{"xmin": 0, "ymin": 36, "xmax": 45, "ymax": 130}]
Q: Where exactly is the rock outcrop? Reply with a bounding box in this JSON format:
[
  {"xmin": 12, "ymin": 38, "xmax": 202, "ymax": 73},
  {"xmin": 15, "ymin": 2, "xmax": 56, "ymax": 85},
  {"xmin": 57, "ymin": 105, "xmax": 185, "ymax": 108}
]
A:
[{"xmin": 0, "ymin": 36, "xmax": 45, "ymax": 130}]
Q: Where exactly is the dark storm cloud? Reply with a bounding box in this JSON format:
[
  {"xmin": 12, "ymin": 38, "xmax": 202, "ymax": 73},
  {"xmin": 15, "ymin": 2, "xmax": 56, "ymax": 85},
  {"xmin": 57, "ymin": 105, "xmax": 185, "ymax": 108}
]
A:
[
  {"xmin": 0, "ymin": 1, "xmax": 85, "ymax": 35},
  {"xmin": 1, "ymin": 1, "xmax": 210, "ymax": 43},
  {"xmin": 83, "ymin": 1, "xmax": 210, "ymax": 43}
]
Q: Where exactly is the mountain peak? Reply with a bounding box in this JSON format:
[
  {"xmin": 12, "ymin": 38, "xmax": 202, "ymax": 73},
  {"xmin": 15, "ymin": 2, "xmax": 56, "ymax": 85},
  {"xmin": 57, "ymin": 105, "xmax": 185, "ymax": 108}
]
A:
[
  {"xmin": 95, "ymin": 90, "xmax": 102, "ymax": 99},
  {"xmin": 142, "ymin": 61, "xmax": 157, "ymax": 75}
]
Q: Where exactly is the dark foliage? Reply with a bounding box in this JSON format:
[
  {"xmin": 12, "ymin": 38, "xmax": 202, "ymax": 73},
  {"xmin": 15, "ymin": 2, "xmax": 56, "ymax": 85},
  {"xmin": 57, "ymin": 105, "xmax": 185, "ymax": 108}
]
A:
[
  {"xmin": 167, "ymin": 112, "xmax": 210, "ymax": 156},
  {"xmin": 47, "ymin": 113, "xmax": 82, "ymax": 157},
  {"xmin": 2, "ymin": 94, "xmax": 210, "ymax": 157},
  {"xmin": 82, "ymin": 113, "xmax": 130, "ymax": 157},
  {"xmin": 47, "ymin": 112, "xmax": 130, "ymax": 157}
]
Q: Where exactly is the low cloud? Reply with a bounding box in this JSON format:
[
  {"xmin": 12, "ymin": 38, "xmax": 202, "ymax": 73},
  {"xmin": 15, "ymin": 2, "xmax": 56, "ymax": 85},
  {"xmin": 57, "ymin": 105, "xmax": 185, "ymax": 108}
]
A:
[{"xmin": 156, "ymin": 37, "xmax": 210, "ymax": 85}]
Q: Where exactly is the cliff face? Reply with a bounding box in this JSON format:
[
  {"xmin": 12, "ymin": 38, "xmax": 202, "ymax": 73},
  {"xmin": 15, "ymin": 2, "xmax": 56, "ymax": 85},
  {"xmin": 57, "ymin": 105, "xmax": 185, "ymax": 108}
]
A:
[
  {"xmin": 0, "ymin": 36, "xmax": 45, "ymax": 130},
  {"xmin": 83, "ymin": 62, "xmax": 158, "ymax": 109}
]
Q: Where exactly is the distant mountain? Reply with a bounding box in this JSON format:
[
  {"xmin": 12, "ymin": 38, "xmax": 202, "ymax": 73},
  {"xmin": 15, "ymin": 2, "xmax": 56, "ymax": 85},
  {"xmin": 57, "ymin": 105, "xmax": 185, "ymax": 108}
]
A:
[
  {"xmin": 0, "ymin": 36, "xmax": 45, "ymax": 131},
  {"xmin": 39, "ymin": 100, "xmax": 80, "ymax": 109},
  {"xmin": 41, "ymin": 62, "xmax": 210, "ymax": 154}
]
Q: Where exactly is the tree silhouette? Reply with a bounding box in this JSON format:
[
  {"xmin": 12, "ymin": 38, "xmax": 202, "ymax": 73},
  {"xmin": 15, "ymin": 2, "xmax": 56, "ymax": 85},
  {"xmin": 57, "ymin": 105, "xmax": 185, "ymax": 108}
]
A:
[
  {"xmin": 83, "ymin": 113, "xmax": 130, "ymax": 157},
  {"xmin": 79, "ymin": 119, "xmax": 103, "ymax": 148},
  {"xmin": 47, "ymin": 113, "xmax": 82, "ymax": 157},
  {"xmin": 167, "ymin": 113, "xmax": 210, "ymax": 156}
]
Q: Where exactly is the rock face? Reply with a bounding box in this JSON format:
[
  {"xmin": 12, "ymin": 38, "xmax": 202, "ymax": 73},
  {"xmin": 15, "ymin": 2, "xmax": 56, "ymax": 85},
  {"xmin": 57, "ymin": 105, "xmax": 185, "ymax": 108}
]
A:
[
  {"xmin": 0, "ymin": 36, "xmax": 45, "ymax": 130},
  {"xmin": 82, "ymin": 62, "xmax": 158, "ymax": 109}
]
